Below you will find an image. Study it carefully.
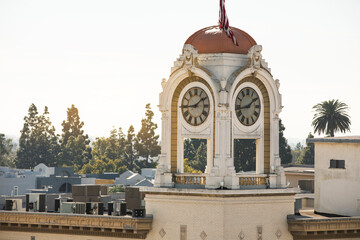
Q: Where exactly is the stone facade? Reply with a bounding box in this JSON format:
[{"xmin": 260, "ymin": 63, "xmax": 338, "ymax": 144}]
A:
[{"xmin": 143, "ymin": 188, "xmax": 296, "ymax": 240}]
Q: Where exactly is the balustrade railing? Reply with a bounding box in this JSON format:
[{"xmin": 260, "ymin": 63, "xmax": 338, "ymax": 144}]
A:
[
  {"xmin": 238, "ymin": 174, "xmax": 267, "ymax": 186},
  {"xmin": 174, "ymin": 174, "xmax": 206, "ymax": 185}
]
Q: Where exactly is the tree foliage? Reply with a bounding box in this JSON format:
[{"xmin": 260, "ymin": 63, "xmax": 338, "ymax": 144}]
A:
[
  {"xmin": 59, "ymin": 105, "xmax": 91, "ymax": 170},
  {"xmin": 17, "ymin": 104, "xmax": 59, "ymax": 168},
  {"xmin": 124, "ymin": 125, "xmax": 137, "ymax": 171},
  {"xmin": 296, "ymin": 133, "xmax": 314, "ymax": 165},
  {"xmin": 234, "ymin": 139, "xmax": 256, "ymax": 172},
  {"xmin": 0, "ymin": 134, "xmax": 16, "ymax": 167},
  {"xmin": 312, "ymin": 99, "xmax": 351, "ymax": 137},
  {"xmin": 183, "ymin": 138, "xmax": 207, "ymax": 172},
  {"xmin": 134, "ymin": 104, "xmax": 160, "ymax": 169},
  {"xmin": 279, "ymin": 119, "xmax": 293, "ymax": 165},
  {"xmin": 79, "ymin": 128, "xmax": 127, "ymax": 174}
]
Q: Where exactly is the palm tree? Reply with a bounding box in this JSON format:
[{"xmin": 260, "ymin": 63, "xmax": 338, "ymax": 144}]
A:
[{"xmin": 312, "ymin": 99, "xmax": 351, "ymax": 137}]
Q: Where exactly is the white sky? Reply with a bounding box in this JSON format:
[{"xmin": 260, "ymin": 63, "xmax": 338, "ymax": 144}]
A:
[{"xmin": 0, "ymin": 0, "xmax": 359, "ymax": 145}]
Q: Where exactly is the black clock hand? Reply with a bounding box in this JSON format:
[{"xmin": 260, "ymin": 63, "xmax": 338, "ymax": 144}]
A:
[
  {"xmin": 179, "ymin": 97, "xmax": 207, "ymax": 108},
  {"xmin": 192, "ymin": 97, "xmax": 207, "ymax": 108},
  {"xmin": 240, "ymin": 98, "xmax": 258, "ymax": 109}
]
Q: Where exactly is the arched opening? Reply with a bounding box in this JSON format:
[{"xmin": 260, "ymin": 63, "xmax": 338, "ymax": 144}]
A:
[
  {"xmin": 183, "ymin": 138, "xmax": 207, "ymax": 173},
  {"xmin": 234, "ymin": 139, "xmax": 256, "ymax": 172},
  {"xmin": 59, "ymin": 183, "xmax": 72, "ymax": 193}
]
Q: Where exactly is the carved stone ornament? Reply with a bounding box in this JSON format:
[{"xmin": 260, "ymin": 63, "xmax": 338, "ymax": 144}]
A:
[
  {"xmin": 183, "ymin": 44, "xmax": 199, "ymax": 66},
  {"xmin": 248, "ymin": 45, "xmax": 271, "ymax": 73},
  {"xmin": 159, "ymin": 228, "xmax": 166, "ymax": 238},
  {"xmin": 200, "ymin": 231, "xmax": 207, "ymax": 240},
  {"xmin": 275, "ymin": 229, "xmax": 282, "ymax": 239},
  {"xmin": 257, "ymin": 225, "xmax": 262, "ymax": 240},
  {"xmin": 238, "ymin": 230, "xmax": 245, "ymax": 240}
]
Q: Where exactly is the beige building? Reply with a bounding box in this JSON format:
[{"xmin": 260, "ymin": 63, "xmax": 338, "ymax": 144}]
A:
[{"xmin": 309, "ymin": 136, "xmax": 360, "ymax": 217}]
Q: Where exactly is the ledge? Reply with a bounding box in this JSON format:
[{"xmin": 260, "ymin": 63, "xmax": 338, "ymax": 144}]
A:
[
  {"xmin": 0, "ymin": 211, "xmax": 152, "ymax": 239},
  {"xmin": 307, "ymin": 136, "xmax": 360, "ymax": 144},
  {"xmin": 288, "ymin": 214, "xmax": 360, "ymax": 239},
  {"xmin": 141, "ymin": 187, "xmax": 298, "ymax": 197}
]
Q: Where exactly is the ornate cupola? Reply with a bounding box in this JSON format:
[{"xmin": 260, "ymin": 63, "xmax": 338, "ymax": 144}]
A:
[{"xmin": 155, "ymin": 4, "xmax": 285, "ymax": 190}]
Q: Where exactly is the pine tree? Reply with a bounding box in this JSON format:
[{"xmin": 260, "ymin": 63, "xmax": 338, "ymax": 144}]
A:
[
  {"xmin": 134, "ymin": 104, "xmax": 160, "ymax": 168},
  {"xmin": 279, "ymin": 119, "xmax": 293, "ymax": 165},
  {"xmin": 0, "ymin": 134, "xmax": 16, "ymax": 167},
  {"xmin": 234, "ymin": 139, "xmax": 256, "ymax": 172},
  {"xmin": 59, "ymin": 104, "xmax": 91, "ymax": 170},
  {"xmin": 17, "ymin": 104, "xmax": 59, "ymax": 168},
  {"xmin": 124, "ymin": 125, "xmax": 136, "ymax": 171},
  {"xmin": 297, "ymin": 133, "xmax": 314, "ymax": 165}
]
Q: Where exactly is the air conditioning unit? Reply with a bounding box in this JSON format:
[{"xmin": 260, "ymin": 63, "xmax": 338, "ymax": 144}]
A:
[
  {"xmin": 86, "ymin": 202, "xmax": 104, "ymax": 215},
  {"xmin": 54, "ymin": 197, "xmax": 73, "ymax": 212},
  {"xmin": 26, "ymin": 193, "xmax": 46, "ymax": 212},
  {"xmin": 108, "ymin": 201, "xmax": 126, "ymax": 216},
  {"xmin": 5, "ymin": 199, "xmax": 22, "ymax": 211},
  {"xmin": 74, "ymin": 203, "xmax": 86, "ymax": 214},
  {"xmin": 60, "ymin": 202, "xmax": 75, "ymax": 214}
]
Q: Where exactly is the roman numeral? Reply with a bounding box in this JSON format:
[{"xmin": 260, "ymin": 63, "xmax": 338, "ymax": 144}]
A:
[
  {"xmin": 199, "ymin": 116, "xmax": 203, "ymax": 122},
  {"xmin": 255, "ymin": 105, "xmax": 260, "ymax": 109},
  {"xmin": 251, "ymin": 116, "xmax": 254, "ymax": 123},
  {"xmin": 237, "ymin": 111, "xmax": 242, "ymax": 117},
  {"xmin": 194, "ymin": 88, "xmax": 198, "ymax": 95},
  {"xmin": 203, "ymin": 104, "xmax": 209, "ymax": 108},
  {"xmin": 184, "ymin": 111, "xmax": 189, "ymax": 117},
  {"xmin": 246, "ymin": 118, "xmax": 249, "ymax": 125},
  {"xmin": 188, "ymin": 116, "xmax": 192, "ymax": 122},
  {"xmin": 254, "ymin": 111, "xmax": 259, "ymax": 117},
  {"xmin": 202, "ymin": 110, "xmax": 208, "ymax": 116},
  {"xmin": 194, "ymin": 117, "xmax": 197, "ymax": 125},
  {"xmin": 241, "ymin": 116, "xmax": 245, "ymax": 123},
  {"xmin": 246, "ymin": 89, "xmax": 249, "ymax": 95},
  {"xmin": 242, "ymin": 91, "xmax": 245, "ymax": 97},
  {"xmin": 189, "ymin": 90, "xmax": 193, "ymax": 97}
]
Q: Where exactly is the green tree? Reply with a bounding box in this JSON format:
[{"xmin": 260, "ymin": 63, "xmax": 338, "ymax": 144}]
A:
[
  {"xmin": 184, "ymin": 139, "xmax": 196, "ymax": 162},
  {"xmin": 312, "ymin": 99, "xmax": 351, "ymax": 137},
  {"xmin": 191, "ymin": 142, "xmax": 207, "ymax": 172},
  {"xmin": 124, "ymin": 125, "xmax": 137, "ymax": 171},
  {"xmin": 17, "ymin": 104, "xmax": 59, "ymax": 168},
  {"xmin": 279, "ymin": 119, "xmax": 293, "ymax": 165},
  {"xmin": 79, "ymin": 128, "xmax": 128, "ymax": 174},
  {"xmin": 59, "ymin": 105, "xmax": 91, "ymax": 170},
  {"xmin": 0, "ymin": 134, "xmax": 16, "ymax": 167},
  {"xmin": 297, "ymin": 133, "xmax": 314, "ymax": 165},
  {"xmin": 134, "ymin": 104, "xmax": 160, "ymax": 168},
  {"xmin": 183, "ymin": 158, "xmax": 202, "ymax": 173},
  {"xmin": 234, "ymin": 139, "xmax": 256, "ymax": 172},
  {"xmin": 183, "ymin": 138, "xmax": 207, "ymax": 172},
  {"xmin": 291, "ymin": 142, "xmax": 304, "ymax": 164}
]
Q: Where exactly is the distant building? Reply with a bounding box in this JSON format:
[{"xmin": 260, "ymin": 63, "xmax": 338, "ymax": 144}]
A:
[
  {"xmin": 0, "ymin": 164, "xmax": 52, "ymax": 196},
  {"xmin": 309, "ymin": 136, "xmax": 360, "ymax": 217}
]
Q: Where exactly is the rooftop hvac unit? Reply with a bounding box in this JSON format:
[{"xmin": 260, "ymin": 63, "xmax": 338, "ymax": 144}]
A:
[
  {"xmin": 60, "ymin": 202, "xmax": 86, "ymax": 214},
  {"xmin": 74, "ymin": 203, "xmax": 86, "ymax": 214},
  {"xmin": 54, "ymin": 197, "xmax": 73, "ymax": 212},
  {"xmin": 60, "ymin": 202, "xmax": 75, "ymax": 214},
  {"xmin": 86, "ymin": 202, "xmax": 104, "ymax": 215},
  {"xmin": 26, "ymin": 193, "xmax": 45, "ymax": 212},
  {"xmin": 5, "ymin": 199, "xmax": 22, "ymax": 211},
  {"xmin": 108, "ymin": 201, "xmax": 127, "ymax": 216}
]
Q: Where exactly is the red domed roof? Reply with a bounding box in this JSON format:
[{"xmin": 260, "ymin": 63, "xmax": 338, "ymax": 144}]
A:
[{"xmin": 185, "ymin": 26, "xmax": 256, "ymax": 54}]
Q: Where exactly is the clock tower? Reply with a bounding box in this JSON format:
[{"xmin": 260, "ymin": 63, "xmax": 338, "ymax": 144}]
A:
[{"xmin": 154, "ymin": 25, "xmax": 286, "ymax": 189}]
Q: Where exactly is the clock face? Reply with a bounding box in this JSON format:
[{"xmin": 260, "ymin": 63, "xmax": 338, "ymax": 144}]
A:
[
  {"xmin": 235, "ymin": 87, "xmax": 261, "ymax": 126},
  {"xmin": 180, "ymin": 87, "xmax": 210, "ymax": 126}
]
